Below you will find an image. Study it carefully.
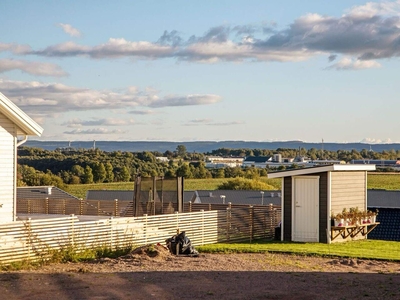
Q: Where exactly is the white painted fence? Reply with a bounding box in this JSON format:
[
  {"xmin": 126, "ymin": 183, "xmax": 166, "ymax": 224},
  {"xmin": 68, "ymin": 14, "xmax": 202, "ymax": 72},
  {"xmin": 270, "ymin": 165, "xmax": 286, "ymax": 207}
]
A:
[{"xmin": 0, "ymin": 210, "xmax": 223, "ymax": 264}]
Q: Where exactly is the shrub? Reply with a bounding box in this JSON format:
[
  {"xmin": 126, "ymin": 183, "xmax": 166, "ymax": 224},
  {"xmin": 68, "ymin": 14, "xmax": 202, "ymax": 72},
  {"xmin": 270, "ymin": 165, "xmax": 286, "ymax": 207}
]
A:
[{"xmin": 217, "ymin": 177, "xmax": 275, "ymax": 190}]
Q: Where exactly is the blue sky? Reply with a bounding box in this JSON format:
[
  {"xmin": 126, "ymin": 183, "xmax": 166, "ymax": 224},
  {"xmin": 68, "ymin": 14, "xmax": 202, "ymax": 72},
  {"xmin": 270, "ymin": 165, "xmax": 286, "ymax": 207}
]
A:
[{"xmin": 1, "ymin": 0, "xmax": 399, "ymax": 143}]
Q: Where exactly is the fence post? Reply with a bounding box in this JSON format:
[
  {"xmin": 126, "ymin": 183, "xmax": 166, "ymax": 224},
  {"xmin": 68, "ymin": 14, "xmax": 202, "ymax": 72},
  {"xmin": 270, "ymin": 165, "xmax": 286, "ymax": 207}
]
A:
[
  {"xmin": 144, "ymin": 214, "xmax": 148, "ymax": 244},
  {"xmin": 189, "ymin": 201, "xmax": 192, "ymax": 213},
  {"xmin": 79, "ymin": 199, "xmax": 83, "ymax": 215},
  {"xmin": 70, "ymin": 214, "xmax": 75, "ymax": 248},
  {"xmin": 249, "ymin": 205, "xmax": 254, "ymax": 242},
  {"xmin": 114, "ymin": 199, "xmax": 118, "ymax": 217},
  {"xmin": 175, "ymin": 211, "xmax": 179, "ymax": 233},
  {"xmin": 201, "ymin": 209, "xmax": 204, "ymax": 245},
  {"xmin": 226, "ymin": 206, "xmax": 231, "ymax": 242},
  {"xmin": 110, "ymin": 216, "xmax": 114, "ymax": 250},
  {"xmin": 28, "ymin": 199, "xmax": 31, "ymax": 214},
  {"xmin": 97, "ymin": 201, "xmax": 100, "ymax": 216},
  {"xmin": 62, "ymin": 200, "xmax": 66, "ymax": 215},
  {"xmin": 27, "ymin": 218, "xmax": 32, "ymax": 261},
  {"xmin": 45, "ymin": 197, "xmax": 49, "ymax": 214}
]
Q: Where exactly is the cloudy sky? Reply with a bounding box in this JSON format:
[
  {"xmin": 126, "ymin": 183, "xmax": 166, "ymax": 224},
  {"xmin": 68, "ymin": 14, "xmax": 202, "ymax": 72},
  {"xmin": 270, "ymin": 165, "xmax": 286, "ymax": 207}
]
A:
[{"xmin": 1, "ymin": 0, "xmax": 399, "ymax": 143}]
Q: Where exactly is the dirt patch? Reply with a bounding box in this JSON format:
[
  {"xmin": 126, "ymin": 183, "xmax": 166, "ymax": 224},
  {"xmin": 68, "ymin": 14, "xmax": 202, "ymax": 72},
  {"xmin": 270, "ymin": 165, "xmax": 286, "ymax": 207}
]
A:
[{"xmin": 1, "ymin": 247, "xmax": 400, "ymax": 299}]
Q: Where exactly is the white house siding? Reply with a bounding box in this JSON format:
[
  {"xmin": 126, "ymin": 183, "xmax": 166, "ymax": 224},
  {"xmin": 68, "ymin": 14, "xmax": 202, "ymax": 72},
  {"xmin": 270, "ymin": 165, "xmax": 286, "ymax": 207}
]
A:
[
  {"xmin": 0, "ymin": 112, "xmax": 16, "ymax": 223},
  {"xmin": 330, "ymin": 171, "xmax": 366, "ymax": 214}
]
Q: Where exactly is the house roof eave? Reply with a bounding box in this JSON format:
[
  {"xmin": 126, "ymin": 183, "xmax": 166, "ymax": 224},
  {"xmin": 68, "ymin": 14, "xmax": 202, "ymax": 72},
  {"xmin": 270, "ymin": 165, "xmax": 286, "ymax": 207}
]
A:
[{"xmin": 0, "ymin": 92, "xmax": 43, "ymax": 136}]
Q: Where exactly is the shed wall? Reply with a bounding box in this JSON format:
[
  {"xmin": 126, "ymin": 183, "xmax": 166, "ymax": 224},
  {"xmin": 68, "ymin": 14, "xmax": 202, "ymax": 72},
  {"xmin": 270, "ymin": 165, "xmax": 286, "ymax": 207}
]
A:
[
  {"xmin": 0, "ymin": 112, "xmax": 16, "ymax": 223},
  {"xmin": 330, "ymin": 171, "xmax": 366, "ymax": 213},
  {"xmin": 283, "ymin": 177, "xmax": 292, "ymax": 241},
  {"xmin": 318, "ymin": 172, "xmax": 328, "ymax": 243},
  {"xmin": 330, "ymin": 171, "xmax": 367, "ymax": 242}
]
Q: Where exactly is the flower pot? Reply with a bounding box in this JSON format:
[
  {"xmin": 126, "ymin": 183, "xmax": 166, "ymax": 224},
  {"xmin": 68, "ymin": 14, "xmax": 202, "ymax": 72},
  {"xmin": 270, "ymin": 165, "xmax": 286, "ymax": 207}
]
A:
[{"xmin": 334, "ymin": 219, "xmax": 345, "ymax": 227}]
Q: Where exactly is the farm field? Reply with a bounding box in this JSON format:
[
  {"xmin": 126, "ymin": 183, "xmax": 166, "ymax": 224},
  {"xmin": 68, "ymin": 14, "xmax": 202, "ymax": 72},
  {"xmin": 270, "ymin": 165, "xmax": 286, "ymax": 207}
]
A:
[{"xmin": 65, "ymin": 173, "xmax": 400, "ymax": 199}]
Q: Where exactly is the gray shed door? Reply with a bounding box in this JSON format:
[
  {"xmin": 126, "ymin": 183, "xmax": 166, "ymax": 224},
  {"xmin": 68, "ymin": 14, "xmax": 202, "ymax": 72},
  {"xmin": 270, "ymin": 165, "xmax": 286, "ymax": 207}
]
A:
[{"xmin": 293, "ymin": 176, "xmax": 319, "ymax": 242}]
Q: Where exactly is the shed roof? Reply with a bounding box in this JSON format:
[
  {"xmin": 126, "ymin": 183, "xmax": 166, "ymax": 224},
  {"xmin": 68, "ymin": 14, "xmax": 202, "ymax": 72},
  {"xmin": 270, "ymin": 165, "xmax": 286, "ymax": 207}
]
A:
[
  {"xmin": 0, "ymin": 92, "xmax": 43, "ymax": 136},
  {"xmin": 267, "ymin": 164, "xmax": 376, "ymax": 178}
]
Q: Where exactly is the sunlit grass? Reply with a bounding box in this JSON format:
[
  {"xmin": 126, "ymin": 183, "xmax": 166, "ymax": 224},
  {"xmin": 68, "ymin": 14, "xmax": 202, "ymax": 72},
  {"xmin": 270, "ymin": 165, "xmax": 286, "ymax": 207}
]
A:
[
  {"xmin": 368, "ymin": 173, "xmax": 400, "ymax": 190},
  {"xmin": 197, "ymin": 239, "xmax": 400, "ymax": 261}
]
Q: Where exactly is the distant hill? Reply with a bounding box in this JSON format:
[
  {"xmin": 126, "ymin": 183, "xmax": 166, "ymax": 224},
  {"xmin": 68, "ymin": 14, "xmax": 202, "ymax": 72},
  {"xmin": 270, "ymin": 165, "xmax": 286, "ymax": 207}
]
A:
[{"xmin": 23, "ymin": 140, "xmax": 400, "ymax": 153}]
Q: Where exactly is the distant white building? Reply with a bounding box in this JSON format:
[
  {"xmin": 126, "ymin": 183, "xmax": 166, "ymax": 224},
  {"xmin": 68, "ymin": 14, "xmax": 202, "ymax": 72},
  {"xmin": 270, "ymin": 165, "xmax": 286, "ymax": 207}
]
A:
[{"xmin": 205, "ymin": 156, "xmax": 244, "ymax": 168}]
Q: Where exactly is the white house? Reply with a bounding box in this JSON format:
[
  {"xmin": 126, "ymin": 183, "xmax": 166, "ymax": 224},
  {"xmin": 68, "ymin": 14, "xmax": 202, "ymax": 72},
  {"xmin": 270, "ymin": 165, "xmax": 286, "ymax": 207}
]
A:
[{"xmin": 0, "ymin": 92, "xmax": 43, "ymax": 222}]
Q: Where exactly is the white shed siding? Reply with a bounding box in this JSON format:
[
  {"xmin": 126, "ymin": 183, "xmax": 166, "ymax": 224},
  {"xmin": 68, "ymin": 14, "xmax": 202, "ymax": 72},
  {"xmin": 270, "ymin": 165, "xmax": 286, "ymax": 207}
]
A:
[
  {"xmin": 0, "ymin": 112, "xmax": 16, "ymax": 223},
  {"xmin": 330, "ymin": 171, "xmax": 366, "ymax": 214}
]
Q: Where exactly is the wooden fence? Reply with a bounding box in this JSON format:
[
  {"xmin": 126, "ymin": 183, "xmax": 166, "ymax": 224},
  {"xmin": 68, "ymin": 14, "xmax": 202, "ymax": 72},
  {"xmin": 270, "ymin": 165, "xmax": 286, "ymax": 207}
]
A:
[{"xmin": 1, "ymin": 205, "xmax": 281, "ymax": 264}]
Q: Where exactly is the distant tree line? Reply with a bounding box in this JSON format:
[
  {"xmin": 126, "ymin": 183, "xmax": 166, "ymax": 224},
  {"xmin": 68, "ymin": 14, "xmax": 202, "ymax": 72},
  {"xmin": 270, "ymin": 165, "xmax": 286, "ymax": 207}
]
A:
[{"xmin": 17, "ymin": 145, "xmax": 400, "ymax": 188}]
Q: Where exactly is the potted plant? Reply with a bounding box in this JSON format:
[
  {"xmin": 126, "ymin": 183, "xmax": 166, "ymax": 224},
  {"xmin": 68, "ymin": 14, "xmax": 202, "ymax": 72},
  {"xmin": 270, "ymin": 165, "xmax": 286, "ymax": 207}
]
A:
[
  {"xmin": 366, "ymin": 209, "xmax": 378, "ymax": 224},
  {"xmin": 333, "ymin": 210, "xmax": 346, "ymax": 227}
]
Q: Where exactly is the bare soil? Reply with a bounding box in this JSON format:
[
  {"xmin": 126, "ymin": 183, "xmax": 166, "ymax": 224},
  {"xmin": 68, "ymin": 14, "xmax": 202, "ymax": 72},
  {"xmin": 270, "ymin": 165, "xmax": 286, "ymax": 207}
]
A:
[{"xmin": 1, "ymin": 244, "xmax": 399, "ymax": 300}]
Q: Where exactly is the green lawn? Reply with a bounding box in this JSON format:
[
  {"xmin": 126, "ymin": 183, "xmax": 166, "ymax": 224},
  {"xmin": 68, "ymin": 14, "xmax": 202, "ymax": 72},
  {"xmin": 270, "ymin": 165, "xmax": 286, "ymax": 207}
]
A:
[{"xmin": 198, "ymin": 239, "xmax": 400, "ymax": 261}]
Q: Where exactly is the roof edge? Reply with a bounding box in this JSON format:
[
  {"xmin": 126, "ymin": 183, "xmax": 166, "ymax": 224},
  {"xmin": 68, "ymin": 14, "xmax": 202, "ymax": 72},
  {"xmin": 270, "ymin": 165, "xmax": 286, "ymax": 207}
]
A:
[
  {"xmin": 267, "ymin": 164, "xmax": 376, "ymax": 178},
  {"xmin": 0, "ymin": 92, "xmax": 43, "ymax": 136}
]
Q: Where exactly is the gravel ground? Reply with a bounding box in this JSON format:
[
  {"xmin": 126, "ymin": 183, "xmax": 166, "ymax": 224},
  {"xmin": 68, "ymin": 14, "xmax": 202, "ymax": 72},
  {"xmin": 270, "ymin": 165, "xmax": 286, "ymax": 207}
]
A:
[{"xmin": 1, "ymin": 245, "xmax": 399, "ymax": 300}]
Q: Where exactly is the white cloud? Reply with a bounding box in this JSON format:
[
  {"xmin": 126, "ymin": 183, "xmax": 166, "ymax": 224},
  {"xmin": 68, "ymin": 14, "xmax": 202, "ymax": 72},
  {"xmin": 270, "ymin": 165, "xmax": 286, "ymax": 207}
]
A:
[
  {"xmin": 0, "ymin": 79, "xmax": 222, "ymax": 117},
  {"xmin": 327, "ymin": 57, "xmax": 381, "ymax": 70},
  {"xmin": 185, "ymin": 119, "xmax": 244, "ymax": 126},
  {"xmin": 64, "ymin": 128, "xmax": 126, "ymax": 135},
  {"xmin": 0, "ymin": 43, "xmax": 31, "ymax": 54},
  {"xmin": 57, "ymin": 23, "xmax": 82, "ymax": 37},
  {"xmin": 0, "ymin": 58, "xmax": 67, "ymax": 76},
  {"xmin": 6, "ymin": 2, "xmax": 400, "ymax": 68},
  {"xmin": 62, "ymin": 118, "xmax": 136, "ymax": 127},
  {"xmin": 128, "ymin": 110, "xmax": 156, "ymax": 115},
  {"xmin": 360, "ymin": 137, "xmax": 395, "ymax": 144},
  {"xmin": 148, "ymin": 94, "xmax": 222, "ymax": 108}
]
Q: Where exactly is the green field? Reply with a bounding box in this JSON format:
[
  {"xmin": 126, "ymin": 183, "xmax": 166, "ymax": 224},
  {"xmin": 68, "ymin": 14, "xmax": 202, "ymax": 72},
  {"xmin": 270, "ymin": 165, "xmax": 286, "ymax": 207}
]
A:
[
  {"xmin": 65, "ymin": 173, "xmax": 400, "ymax": 199},
  {"xmin": 198, "ymin": 239, "xmax": 400, "ymax": 261}
]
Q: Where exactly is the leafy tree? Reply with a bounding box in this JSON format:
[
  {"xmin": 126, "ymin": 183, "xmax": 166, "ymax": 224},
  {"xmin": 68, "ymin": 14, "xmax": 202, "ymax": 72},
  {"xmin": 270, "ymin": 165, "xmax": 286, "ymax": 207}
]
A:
[
  {"xmin": 176, "ymin": 163, "xmax": 192, "ymax": 178},
  {"xmin": 105, "ymin": 162, "xmax": 114, "ymax": 182},
  {"xmin": 82, "ymin": 166, "xmax": 94, "ymax": 184},
  {"xmin": 176, "ymin": 144, "xmax": 187, "ymax": 157},
  {"xmin": 120, "ymin": 166, "xmax": 131, "ymax": 182},
  {"xmin": 92, "ymin": 162, "xmax": 106, "ymax": 183}
]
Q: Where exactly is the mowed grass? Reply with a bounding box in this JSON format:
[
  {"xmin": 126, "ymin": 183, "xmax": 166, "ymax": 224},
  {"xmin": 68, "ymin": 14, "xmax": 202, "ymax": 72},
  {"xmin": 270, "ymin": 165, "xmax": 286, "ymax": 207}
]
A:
[
  {"xmin": 66, "ymin": 173, "xmax": 398, "ymax": 199},
  {"xmin": 198, "ymin": 239, "xmax": 400, "ymax": 261},
  {"xmin": 368, "ymin": 173, "xmax": 400, "ymax": 190}
]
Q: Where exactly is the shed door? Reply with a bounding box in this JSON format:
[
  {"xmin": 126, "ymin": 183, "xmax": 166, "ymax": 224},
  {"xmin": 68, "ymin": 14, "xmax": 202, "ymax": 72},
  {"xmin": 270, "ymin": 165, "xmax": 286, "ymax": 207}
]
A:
[{"xmin": 293, "ymin": 176, "xmax": 319, "ymax": 242}]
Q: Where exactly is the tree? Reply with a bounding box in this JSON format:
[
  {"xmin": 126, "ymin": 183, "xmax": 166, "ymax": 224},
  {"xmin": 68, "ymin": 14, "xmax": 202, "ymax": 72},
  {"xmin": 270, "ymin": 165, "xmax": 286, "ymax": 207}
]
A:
[
  {"xmin": 176, "ymin": 144, "xmax": 187, "ymax": 157},
  {"xmin": 120, "ymin": 166, "xmax": 131, "ymax": 182},
  {"xmin": 176, "ymin": 163, "xmax": 192, "ymax": 178},
  {"xmin": 92, "ymin": 162, "xmax": 106, "ymax": 183},
  {"xmin": 82, "ymin": 166, "xmax": 94, "ymax": 184},
  {"xmin": 105, "ymin": 162, "xmax": 114, "ymax": 182}
]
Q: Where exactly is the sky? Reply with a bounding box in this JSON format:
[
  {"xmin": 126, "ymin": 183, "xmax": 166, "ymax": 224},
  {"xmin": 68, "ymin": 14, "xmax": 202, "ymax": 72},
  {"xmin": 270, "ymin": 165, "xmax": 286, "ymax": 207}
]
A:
[{"xmin": 1, "ymin": 0, "xmax": 400, "ymax": 144}]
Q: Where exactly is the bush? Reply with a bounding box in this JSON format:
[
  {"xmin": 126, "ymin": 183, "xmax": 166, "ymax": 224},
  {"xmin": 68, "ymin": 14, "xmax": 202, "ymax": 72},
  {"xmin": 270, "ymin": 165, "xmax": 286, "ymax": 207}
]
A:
[{"xmin": 217, "ymin": 177, "xmax": 275, "ymax": 190}]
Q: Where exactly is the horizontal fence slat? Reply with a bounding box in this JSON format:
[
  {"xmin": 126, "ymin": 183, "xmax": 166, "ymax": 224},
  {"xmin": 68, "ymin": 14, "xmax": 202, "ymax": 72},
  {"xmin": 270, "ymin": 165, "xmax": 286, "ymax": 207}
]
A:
[{"xmin": 2, "ymin": 202, "xmax": 281, "ymax": 264}]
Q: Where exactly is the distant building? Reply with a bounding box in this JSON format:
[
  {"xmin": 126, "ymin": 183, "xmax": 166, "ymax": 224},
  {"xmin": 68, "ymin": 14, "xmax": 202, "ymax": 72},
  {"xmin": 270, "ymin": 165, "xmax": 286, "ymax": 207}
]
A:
[
  {"xmin": 351, "ymin": 159, "xmax": 400, "ymax": 169},
  {"xmin": 205, "ymin": 156, "xmax": 244, "ymax": 168}
]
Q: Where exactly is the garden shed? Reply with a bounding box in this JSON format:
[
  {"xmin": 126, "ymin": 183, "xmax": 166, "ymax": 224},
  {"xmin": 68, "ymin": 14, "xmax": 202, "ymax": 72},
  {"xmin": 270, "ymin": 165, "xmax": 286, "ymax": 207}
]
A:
[
  {"xmin": 0, "ymin": 92, "xmax": 43, "ymax": 223},
  {"xmin": 268, "ymin": 164, "xmax": 376, "ymax": 244}
]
